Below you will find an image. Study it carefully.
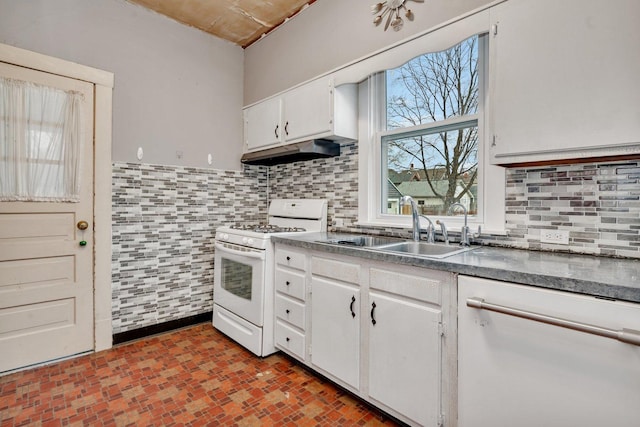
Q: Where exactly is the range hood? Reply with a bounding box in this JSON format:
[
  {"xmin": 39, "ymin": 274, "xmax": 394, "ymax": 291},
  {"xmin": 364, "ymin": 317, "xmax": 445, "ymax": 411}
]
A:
[{"xmin": 241, "ymin": 139, "xmax": 340, "ymax": 166}]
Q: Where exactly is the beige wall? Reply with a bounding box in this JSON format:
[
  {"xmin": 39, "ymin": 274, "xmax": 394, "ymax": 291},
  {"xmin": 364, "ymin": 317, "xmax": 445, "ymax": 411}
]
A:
[
  {"xmin": 0, "ymin": 0, "xmax": 245, "ymax": 170},
  {"xmin": 243, "ymin": 0, "xmax": 494, "ymax": 105}
]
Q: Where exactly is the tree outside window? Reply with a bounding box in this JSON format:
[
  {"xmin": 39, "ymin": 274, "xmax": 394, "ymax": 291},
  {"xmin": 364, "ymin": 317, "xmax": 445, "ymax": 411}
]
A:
[{"xmin": 383, "ymin": 36, "xmax": 479, "ymax": 217}]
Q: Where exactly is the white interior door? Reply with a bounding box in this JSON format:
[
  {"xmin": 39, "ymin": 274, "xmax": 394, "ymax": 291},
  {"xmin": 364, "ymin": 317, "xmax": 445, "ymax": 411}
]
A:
[{"xmin": 0, "ymin": 61, "xmax": 94, "ymax": 372}]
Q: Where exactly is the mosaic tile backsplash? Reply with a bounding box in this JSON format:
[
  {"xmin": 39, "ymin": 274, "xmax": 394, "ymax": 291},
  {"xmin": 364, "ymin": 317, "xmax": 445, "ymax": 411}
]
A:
[
  {"xmin": 267, "ymin": 145, "xmax": 640, "ymax": 259},
  {"xmin": 111, "ymin": 162, "xmax": 266, "ymax": 333},
  {"xmin": 111, "ymin": 147, "xmax": 639, "ymax": 333},
  {"xmin": 502, "ymin": 162, "xmax": 640, "ymax": 258}
]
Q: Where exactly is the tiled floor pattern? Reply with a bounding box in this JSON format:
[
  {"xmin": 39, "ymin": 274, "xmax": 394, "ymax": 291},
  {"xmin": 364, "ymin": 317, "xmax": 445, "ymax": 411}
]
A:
[{"xmin": 0, "ymin": 324, "xmax": 399, "ymax": 426}]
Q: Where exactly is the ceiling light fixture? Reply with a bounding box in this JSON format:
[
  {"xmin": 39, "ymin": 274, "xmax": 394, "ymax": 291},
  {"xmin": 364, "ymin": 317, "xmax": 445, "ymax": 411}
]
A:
[{"xmin": 372, "ymin": 0, "xmax": 423, "ymax": 32}]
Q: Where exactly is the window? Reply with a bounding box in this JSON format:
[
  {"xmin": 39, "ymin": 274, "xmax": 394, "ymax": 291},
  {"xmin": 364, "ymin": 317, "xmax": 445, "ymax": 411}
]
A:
[
  {"xmin": 0, "ymin": 77, "xmax": 83, "ymax": 202},
  {"xmin": 357, "ymin": 31, "xmax": 506, "ymax": 234},
  {"xmin": 351, "ymin": 10, "xmax": 505, "ymax": 234},
  {"xmin": 383, "ymin": 36, "xmax": 480, "ymax": 218}
]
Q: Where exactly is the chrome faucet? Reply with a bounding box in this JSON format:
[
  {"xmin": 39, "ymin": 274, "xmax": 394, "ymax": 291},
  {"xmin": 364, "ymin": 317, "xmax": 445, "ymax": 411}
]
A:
[
  {"xmin": 436, "ymin": 220, "xmax": 449, "ymax": 245},
  {"xmin": 448, "ymin": 202, "xmax": 470, "ymax": 246},
  {"xmin": 401, "ymin": 196, "xmax": 435, "ymax": 243},
  {"xmin": 420, "ymin": 215, "xmax": 436, "ymax": 243}
]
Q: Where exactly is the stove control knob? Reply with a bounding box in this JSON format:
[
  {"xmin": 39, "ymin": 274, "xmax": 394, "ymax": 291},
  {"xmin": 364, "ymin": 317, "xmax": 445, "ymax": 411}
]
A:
[
  {"xmin": 247, "ymin": 238, "xmax": 254, "ymax": 245},
  {"xmin": 220, "ymin": 233, "xmax": 229, "ymax": 241},
  {"xmin": 242, "ymin": 237, "xmax": 249, "ymax": 244}
]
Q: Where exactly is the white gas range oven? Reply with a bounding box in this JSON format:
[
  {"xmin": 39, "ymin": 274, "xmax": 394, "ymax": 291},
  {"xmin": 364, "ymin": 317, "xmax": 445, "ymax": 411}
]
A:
[{"xmin": 213, "ymin": 199, "xmax": 328, "ymax": 356}]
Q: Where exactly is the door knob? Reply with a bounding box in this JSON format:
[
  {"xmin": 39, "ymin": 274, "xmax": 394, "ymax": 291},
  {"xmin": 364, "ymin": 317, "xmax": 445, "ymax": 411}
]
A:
[{"xmin": 77, "ymin": 221, "xmax": 89, "ymax": 230}]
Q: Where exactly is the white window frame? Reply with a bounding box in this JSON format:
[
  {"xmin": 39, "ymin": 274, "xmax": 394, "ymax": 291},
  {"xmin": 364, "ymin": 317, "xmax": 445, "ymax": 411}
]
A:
[{"xmin": 356, "ymin": 24, "xmax": 506, "ymax": 235}]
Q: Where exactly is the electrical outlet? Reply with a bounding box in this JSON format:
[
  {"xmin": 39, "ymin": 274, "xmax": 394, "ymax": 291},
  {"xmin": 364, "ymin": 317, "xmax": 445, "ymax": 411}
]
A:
[{"xmin": 540, "ymin": 229, "xmax": 570, "ymax": 245}]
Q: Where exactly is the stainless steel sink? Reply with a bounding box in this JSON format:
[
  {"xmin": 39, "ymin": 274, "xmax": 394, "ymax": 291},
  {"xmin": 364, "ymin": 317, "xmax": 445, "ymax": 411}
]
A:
[
  {"xmin": 317, "ymin": 236, "xmax": 403, "ymax": 247},
  {"xmin": 316, "ymin": 235, "xmax": 475, "ymax": 259},
  {"xmin": 375, "ymin": 241, "xmax": 474, "ymax": 259}
]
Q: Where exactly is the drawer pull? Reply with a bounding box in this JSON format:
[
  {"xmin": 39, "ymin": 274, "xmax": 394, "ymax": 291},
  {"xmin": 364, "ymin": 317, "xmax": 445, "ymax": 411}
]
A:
[
  {"xmin": 286, "ymin": 337, "xmax": 290, "ymax": 342},
  {"xmin": 467, "ymin": 297, "xmax": 640, "ymax": 347},
  {"xmin": 286, "ymin": 309, "xmax": 290, "ymax": 314},
  {"xmin": 286, "ymin": 256, "xmax": 291, "ymax": 261},
  {"xmin": 286, "ymin": 281, "xmax": 290, "ymax": 286}
]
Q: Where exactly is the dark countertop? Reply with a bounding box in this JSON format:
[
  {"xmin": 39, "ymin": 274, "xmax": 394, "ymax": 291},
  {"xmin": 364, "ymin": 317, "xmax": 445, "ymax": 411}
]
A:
[{"xmin": 272, "ymin": 232, "xmax": 640, "ymax": 304}]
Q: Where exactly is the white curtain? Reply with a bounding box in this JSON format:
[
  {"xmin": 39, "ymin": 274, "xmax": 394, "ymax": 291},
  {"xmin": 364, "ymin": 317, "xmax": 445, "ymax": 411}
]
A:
[{"xmin": 0, "ymin": 76, "xmax": 83, "ymax": 202}]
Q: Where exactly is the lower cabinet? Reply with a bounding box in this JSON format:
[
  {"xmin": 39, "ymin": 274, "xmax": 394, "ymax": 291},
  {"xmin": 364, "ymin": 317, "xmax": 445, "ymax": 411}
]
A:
[
  {"xmin": 274, "ymin": 244, "xmax": 456, "ymax": 427},
  {"xmin": 367, "ymin": 266, "xmax": 454, "ymax": 427},
  {"xmin": 368, "ymin": 291, "xmax": 442, "ymax": 426},
  {"xmin": 310, "ymin": 255, "xmax": 361, "ymax": 390},
  {"xmin": 311, "ymin": 276, "xmax": 360, "ymax": 390}
]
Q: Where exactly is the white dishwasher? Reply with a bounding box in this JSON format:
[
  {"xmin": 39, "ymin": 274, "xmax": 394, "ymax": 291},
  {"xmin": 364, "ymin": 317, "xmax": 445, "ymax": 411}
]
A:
[{"xmin": 458, "ymin": 275, "xmax": 640, "ymax": 427}]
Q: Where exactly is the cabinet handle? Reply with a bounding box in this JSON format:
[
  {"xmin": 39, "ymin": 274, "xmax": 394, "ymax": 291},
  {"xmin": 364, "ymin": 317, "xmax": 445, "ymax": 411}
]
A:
[
  {"xmin": 286, "ymin": 337, "xmax": 290, "ymax": 342},
  {"xmin": 286, "ymin": 309, "xmax": 290, "ymax": 314},
  {"xmin": 284, "ymin": 121, "xmax": 289, "ymax": 136},
  {"xmin": 349, "ymin": 295, "xmax": 356, "ymax": 318},
  {"xmin": 467, "ymin": 297, "xmax": 640, "ymax": 347},
  {"xmin": 275, "ymin": 124, "xmax": 279, "ymax": 138},
  {"xmin": 286, "ymin": 256, "xmax": 291, "ymax": 261},
  {"xmin": 285, "ymin": 281, "xmax": 290, "ymax": 286},
  {"xmin": 371, "ymin": 301, "xmax": 377, "ymax": 325}
]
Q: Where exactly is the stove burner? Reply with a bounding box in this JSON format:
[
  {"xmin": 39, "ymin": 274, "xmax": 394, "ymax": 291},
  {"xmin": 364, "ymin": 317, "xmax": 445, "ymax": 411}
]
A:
[
  {"xmin": 230, "ymin": 224, "xmax": 256, "ymax": 231},
  {"xmin": 230, "ymin": 224, "xmax": 306, "ymax": 233}
]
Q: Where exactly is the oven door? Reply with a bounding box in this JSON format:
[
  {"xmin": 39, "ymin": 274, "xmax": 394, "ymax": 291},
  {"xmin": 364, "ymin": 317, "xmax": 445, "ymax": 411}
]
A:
[{"xmin": 213, "ymin": 241, "xmax": 265, "ymax": 326}]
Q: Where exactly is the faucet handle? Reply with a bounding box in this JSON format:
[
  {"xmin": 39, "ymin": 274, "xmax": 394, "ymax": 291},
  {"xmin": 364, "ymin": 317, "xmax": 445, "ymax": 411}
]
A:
[
  {"xmin": 426, "ymin": 222, "xmax": 435, "ymax": 243},
  {"xmin": 436, "ymin": 220, "xmax": 449, "ymax": 245},
  {"xmin": 473, "ymin": 225, "xmax": 482, "ymax": 239}
]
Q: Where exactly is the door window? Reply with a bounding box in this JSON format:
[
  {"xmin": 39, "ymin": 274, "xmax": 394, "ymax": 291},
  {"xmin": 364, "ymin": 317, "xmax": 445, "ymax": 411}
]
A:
[{"xmin": 0, "ymin": 77, "xmax": 83, "ymax": 201}]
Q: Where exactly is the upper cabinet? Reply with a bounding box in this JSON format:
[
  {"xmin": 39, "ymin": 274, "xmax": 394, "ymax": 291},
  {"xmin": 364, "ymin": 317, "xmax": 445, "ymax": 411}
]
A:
[
  {"xmin": 243, "ymin": 76, "xmax": 357, "ymax": 152},
  {"xmin": 489, "ymin": 0, "xmax": 640, "ymax": 165},
  {"xmin": 244, "ymin": 96, "xmax": 282, "ymax": 151}
]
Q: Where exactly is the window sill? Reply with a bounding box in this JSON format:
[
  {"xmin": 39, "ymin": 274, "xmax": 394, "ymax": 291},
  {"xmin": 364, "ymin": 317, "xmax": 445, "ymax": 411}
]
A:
[{"xmin": 354, "ymin": 218, "xmax": 508, "ymax": 237}]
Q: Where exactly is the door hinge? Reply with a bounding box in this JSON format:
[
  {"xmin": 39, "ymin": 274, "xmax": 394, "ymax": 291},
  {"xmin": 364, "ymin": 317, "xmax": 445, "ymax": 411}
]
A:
[
  {"xmin": 438, "ymin": 322, "xmax": 446, "ymax": 337},
  {"xmin": 438, "ymin": 414, "xmax": 445, "ymax": 426}
]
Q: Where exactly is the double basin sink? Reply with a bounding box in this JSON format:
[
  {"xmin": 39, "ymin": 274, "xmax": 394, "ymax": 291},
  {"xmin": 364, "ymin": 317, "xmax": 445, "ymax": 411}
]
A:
[{"xmin": 317, "ymin": 235, "xmax": 474, "ymax": 259}]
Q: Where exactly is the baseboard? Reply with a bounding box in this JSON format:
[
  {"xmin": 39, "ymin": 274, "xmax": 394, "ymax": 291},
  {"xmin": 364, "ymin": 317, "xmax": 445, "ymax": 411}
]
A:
[{"xmin": 112, "ymin": 312, "xmax": 213, "ymax": 345}]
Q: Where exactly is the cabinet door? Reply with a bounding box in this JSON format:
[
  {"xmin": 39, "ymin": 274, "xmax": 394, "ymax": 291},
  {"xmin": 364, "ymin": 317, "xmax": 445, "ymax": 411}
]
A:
[
  {"xmin": 244, "ymin": 97, "xmax": 281, "ymax": 151},
  {"xmin": 368, "ymin": 291, "xmax": 442, "ymax": 427},
  {"xmin": 310, "ymin": 276, "xmax": 360, "ymax": 390},
  {"xmin": 490, "ymin": 0, "xmax": 640, "ymax": 164},
  {"xmin": 282, "ymin": 77, "xmax": 332, "ymax": 142}
]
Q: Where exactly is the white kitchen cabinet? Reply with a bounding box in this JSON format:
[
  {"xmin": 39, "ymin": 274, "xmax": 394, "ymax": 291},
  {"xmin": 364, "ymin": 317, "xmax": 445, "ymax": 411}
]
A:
[
  {"xmin": 274, "ymin": 246, "xmax": 308, "ymax": 361},
  {"xmin": 310, "ymin": 256, "xmax": 361, "ymax": 391},
  {"xmin": 273, "ymin": 244, "xmax": 457, "ymax": 426},
  {"xmin": 367, "ymin": 266, "xmax": 456, "ymax": 427},
  {"xmin": 458, "ymin": 275, "xmax": 640, "ymax": 427},
  {"xmin": 244, "ymin": 96, "xmax": 281, "ymax": 151},
  {"xmin": 489, "ymin": 0, "xmax": 640, "ymax": 165},
  {"xmin": 243, "ymin": 76, "xmax": 357, "ymax": 152}
]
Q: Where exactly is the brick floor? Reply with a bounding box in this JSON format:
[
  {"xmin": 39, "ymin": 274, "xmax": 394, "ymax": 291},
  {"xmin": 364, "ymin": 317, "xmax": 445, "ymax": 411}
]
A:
[{"xmin": 0, "ymin": 324, "xmax": 399, "ymax": 426}]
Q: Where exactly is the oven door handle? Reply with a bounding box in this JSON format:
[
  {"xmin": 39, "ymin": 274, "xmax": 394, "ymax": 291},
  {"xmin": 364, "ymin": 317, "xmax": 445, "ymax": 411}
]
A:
[{"xmin": 215, "ymin": 242, "xmax": 265, "ymax": 260}]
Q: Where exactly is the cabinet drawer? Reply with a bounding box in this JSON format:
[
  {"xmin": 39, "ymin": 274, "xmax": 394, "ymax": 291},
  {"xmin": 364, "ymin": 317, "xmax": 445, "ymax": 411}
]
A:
[
  {"xmin": 275, "ymin": 249, "xmax": 306, "ymax": 270},
  {"xmin": 275, "ymin": 268, "xmax": 305, "ymax": 301},
  {"xmin": 312, "ymin": 256, "xmax": 360, "ymax": 284},
  {"xmin": 275, "ymin": 320, "xmax": 306, "ymax": 360},
  {"xmin": 275, "ymin": 295, "xmax": 305, "ymax": 330},
  {"xmin": 370, "ymin": 268, "xmax": 442, "ymax": 305}
]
